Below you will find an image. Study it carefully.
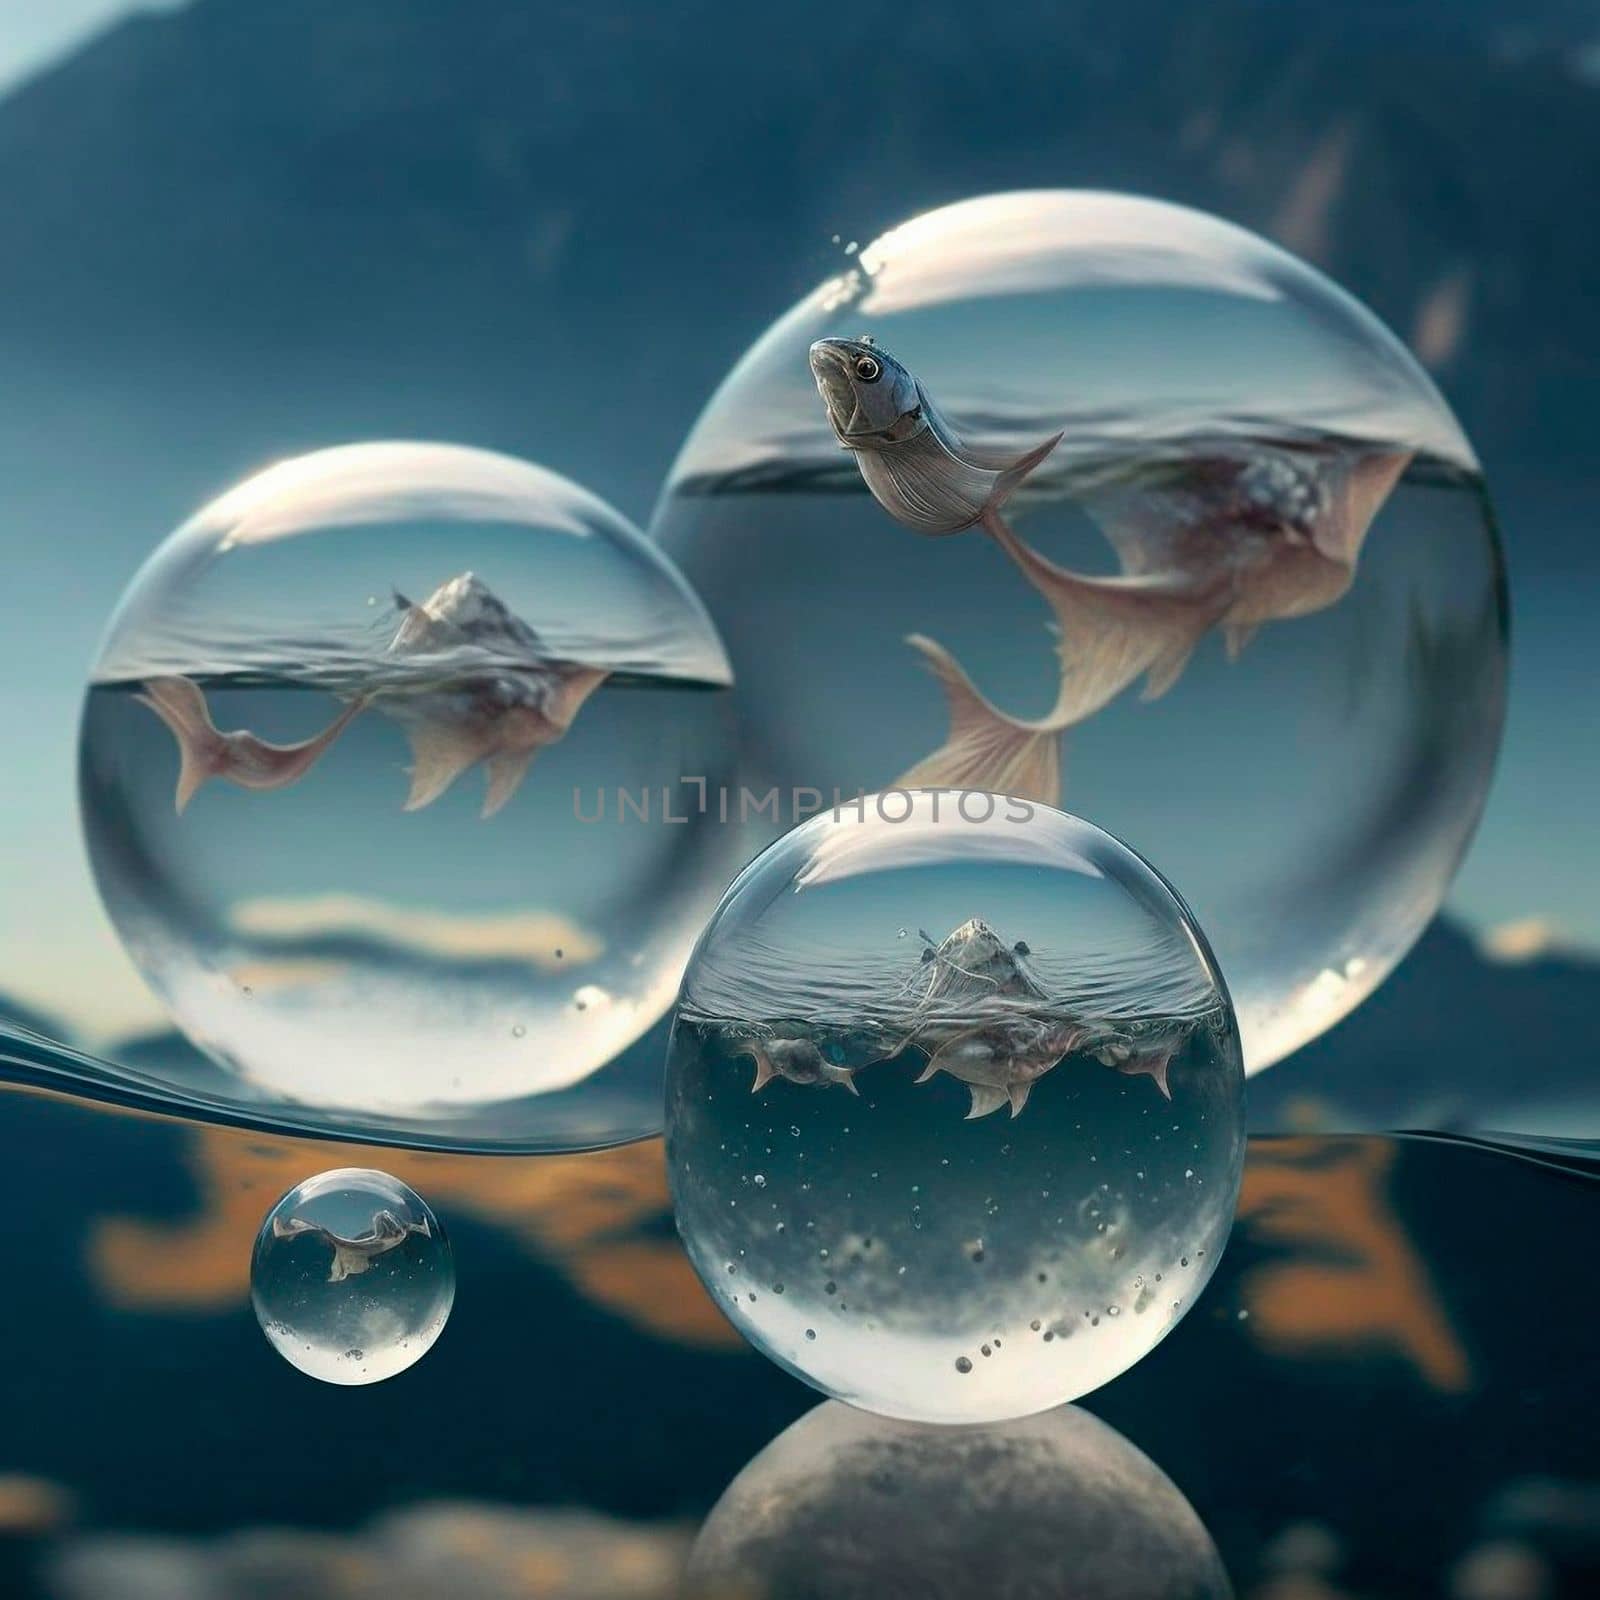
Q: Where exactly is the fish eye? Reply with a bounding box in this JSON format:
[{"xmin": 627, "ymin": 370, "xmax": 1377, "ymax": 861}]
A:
[{"xmin": 853, "ymin": 354, "xmax": 882, "ymax": 382}]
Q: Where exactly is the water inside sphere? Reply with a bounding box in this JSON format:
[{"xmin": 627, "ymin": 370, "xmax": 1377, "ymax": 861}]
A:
[
  {"xmin": 687, "ymin": 1399, "xmax": 1231, "ymax": 1599},
  {"xmin": 664, "ymin": 794, "xmax": 1245, "ymax": 1424},
  {"xmin": 652, "ymin": 190, "xmax": 1507, "ymax": 1072},
  {"xmin": 80, "ymin": 442, "xmax": 740, "ymax": 1149},
  {"xmin": 250, "ymin": 1167, "xmax": 453, "ymax": 1385}
]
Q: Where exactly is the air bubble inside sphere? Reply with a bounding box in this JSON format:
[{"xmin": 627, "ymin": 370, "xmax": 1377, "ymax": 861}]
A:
[
  {"xmin": 80, "ymin": 443, "xmax": 739, "ymax": 1148},
  {"xmin": 251, "ymin": 1168, "xmax": 453, "ymax": 1385},
  {"xmin": 664, "ymin": 794, "xmax": 1245, "ymax": 1424},
  {"xmin": 652, "ymin": 191, "xmax": 1507, "ymax": 1071}
]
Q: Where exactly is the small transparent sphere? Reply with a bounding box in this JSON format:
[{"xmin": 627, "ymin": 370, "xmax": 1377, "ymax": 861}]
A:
[
  {"xmin": 250, "ymin": 1167, "xmax": 453, "ymax": 1385},
  {"xmin": 687, "ymin": 1400, "xmax": 1231, "ymax": 1599},
  {"xmin": 652, "ymin": 191, "xmax": 1507, "ymax": 1073},
  {"xmin": 665, "ymin": 794, "xmax": 1245, "ymax": 1424},
  {"xmin": 80, "ymin": 442, "xmax": 740, "ymax": 1148}
]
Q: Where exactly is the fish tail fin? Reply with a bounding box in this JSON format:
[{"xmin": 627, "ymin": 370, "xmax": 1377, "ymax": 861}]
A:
[
  {"xmin": 987, "ymin": 432, "xmax": 1064, "ymax": 514},
  {"xmin": 965, "ymin": 1084, "xmax": 1010, "ymax": 1120},
  {"xmin": 897, "ymin": 633, "xmax": 1063, "ymax": 806},
  {"xmin": 983, "ymin": 510, "xmax": 1233, "ymax": 715},
  {"xmin": 133, "ymin": 676, "xmax": 225, "ymax": 814}
]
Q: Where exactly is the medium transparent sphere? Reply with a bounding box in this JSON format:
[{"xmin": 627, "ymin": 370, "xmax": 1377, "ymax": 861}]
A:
[
  {"xmin": 687, "ymin": 1400, "xmax": 1231, "ymax": 1599},
  {"xmin": 665, "ymin": 794, "xmax": 1245, "ymax": 1424},
  {"xmin": 251, "ymin": 1167, "xmax": 453, "ymax": 1385},
  {"xmin": 80, "ymin": 442, "xmax": 740, "ymax": 1148},
  {"xmin": 652, "ymin": 190, "xmax": 1507, "ymax": 1071}
]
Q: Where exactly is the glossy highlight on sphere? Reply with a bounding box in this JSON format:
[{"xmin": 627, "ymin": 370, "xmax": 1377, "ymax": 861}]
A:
[
  {"xmin": 652, "ymin": 190, "xmax": 1507, "ymax": 1074},
  {"xmin": 80, "ymin": 442, "xmax": 740, "ymax": 1150},
  {"xmin": 251, "ymin": 1168, "xmax": 453, "ymax": 1385},
  {"xmin": 665, "ymin": 794, "xmax": 1246, "ymax": 1424}
]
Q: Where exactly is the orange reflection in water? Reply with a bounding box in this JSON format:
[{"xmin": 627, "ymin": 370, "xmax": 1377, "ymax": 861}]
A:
[
  {"xmin": 1237, "ymin": 1137, "xmax": 1472, "ymax": 1393},
  {"xmin": 85, "ymin": 1115, "xmax": 740, "ymax": 1351}
]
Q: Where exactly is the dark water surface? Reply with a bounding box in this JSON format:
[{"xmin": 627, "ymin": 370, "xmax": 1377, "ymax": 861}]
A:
[{"xmin": 0, "ymin": 1085, "xmax": 1592, "ymax": 1598}]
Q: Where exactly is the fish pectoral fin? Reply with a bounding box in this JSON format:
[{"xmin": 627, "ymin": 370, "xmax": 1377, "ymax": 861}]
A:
[
  {"xmin": 826, "ymin": 1066, "xmax": 860, "ymax": 1096},
  {"xmin": 964, "ymin": 1084, "xmax": 1010, "ymax": 1120},
  {"xmin": 1223, "ymin": 623, "xmax": 1259, "ymax": 662},
  {"xmin": 481, "ymin": 747, "xmax": 536, "ymax": 819},
  {"xmin": 402, "ymin": 721, "xmax": 492, "ymax": 812},
  {"xmin": 897, "ymin": 633, "xmax": 1063, "ymax": 806},
  {"xmin": 327, "ymin": 1252, "xmax": 352, "ymax": 1285},
  {"xmin": 1007, "ymin": 1080, "xmax": 1034, "ymax": 1117},
  {"xmin": 749, "ymin": 1053, "xmax": 775, "ymax": 1093},
  {"xmin": 1313, "ymin": 448, "xmax": 1413, "ymax": 567},
  {"xmin": 912, "ymin": 1059, "xmax": 941, "ymax": 1084},
  {"xmin": 987, "ymin": 431, "xmax": 1064, "ymax": 511}
]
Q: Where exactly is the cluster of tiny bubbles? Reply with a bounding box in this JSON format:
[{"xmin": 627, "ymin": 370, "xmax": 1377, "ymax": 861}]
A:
[
  {"xmin": 79, "ymin": 441, "xmax": 744, "ymax": 1150},
  {"xmin": 686, "ymin": 1400, "xmax": 1231, "ymax": 1599},
  {"xmin": 664, "ymin": 792, "xmax": 1245, "ymax": 1424},
  {"xmin": 250, "ymin": 1168, "xmax": 453, "ymax": 1385},
  {"xmin": 650, "ymin": 189, "xmax": 1508, "ymax": 1076}
]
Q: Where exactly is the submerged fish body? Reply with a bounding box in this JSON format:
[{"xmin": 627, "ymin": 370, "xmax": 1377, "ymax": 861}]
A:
[
  {"xmin": 735, "ymin": 1034, "xmax": 859, "ymax": 1096},
  {"xmin": 809, "ymin": 336, "xmax": 1410, "ymax": 805},
  {"xmin": 913, "ymin": 1015, "xmax": 1087, "ymax": 1120},
  {"xmin": 893, "ymin": 919, "xmax": 1084, "ymax": 1119},
  {"xmin": 137, "ymin": 570, "xmax": 605, "ymax": 818},
  {"xmin": 271, "ymin": 1206, "xmax": 431, "ymax": 1284},
  {"xmin": 382, "ymin": 572, "xmax": 608, "ymax": 817}
]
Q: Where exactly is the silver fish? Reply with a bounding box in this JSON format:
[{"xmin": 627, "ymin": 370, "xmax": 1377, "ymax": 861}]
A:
[
  {"xmin": 810, "ymin": 337, "xmax": 1411, "ymax": 805},
  {"xmin": 135, "ymin": 675, "xmax": 365, "ymax": 814},
  {"xmin": 734, "ymin": 1035, "xmax": 859, "ymax": 1096},
  {"xmin": 809, "ymin": 336, "xmax": 1061, "ymax": 536},
  {"xmin": 383, "ymin": 572, "xmax": 608, "ymax": 817},
  {"xmin": 271, "ymin": 1206, "xmax": 432, "ymax": 1284},
  {"xmin": 891, "ymin": 919, "xmax": 1082, "ymax": 1120}
]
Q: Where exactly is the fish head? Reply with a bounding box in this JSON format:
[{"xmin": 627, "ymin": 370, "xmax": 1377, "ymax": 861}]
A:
[{"xmin": 808, "ymin": 337, "xmax": 925, "ymax": 447}]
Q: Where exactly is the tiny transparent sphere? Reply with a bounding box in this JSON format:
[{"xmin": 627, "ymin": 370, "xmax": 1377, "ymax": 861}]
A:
[
  {"xmin": 653, "ymin": 190, "xmax": 1507, "ymax": 1075},
  {"xmin": 665, "ymin": 794, "xmax": 1245, "ymax": 1424},
  {"xmin": 80, "ymin": 442, "xmax": 739, "ymax": 1148},
  {"xmin": 687, "ymin": 1400, "xmax": 1231, "ymax": 1599},
  {"xmin": 251, "ymin": 1167, "xmax": 453, "ymax": 1385}
]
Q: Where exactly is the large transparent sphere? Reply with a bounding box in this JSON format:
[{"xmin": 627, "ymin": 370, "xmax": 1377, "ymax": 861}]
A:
[
  {"xmin": 665, "ymin": 794, "xmax": 1245, "ymax": 1424},
  {"xmin": 81, "ymin": 442, "xmax": 739, "ymax": 1148},
  {"xmin": 652, "ymin": 191, "xmax": 1507, "ymax": 1071},
  {"xmin": 687, "ymin": 1400, "xmax": 1231, "ymax": 1599},
  {"xmin": 251, "ymin": 1167, "xmax": 453, "ymax": 1385}
]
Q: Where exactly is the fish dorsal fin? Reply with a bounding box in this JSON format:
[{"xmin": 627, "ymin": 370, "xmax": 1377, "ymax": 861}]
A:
[
  {"xmin": 1313, "ymin": 448, "xmax": 1413, "ymax": 567},
  {"xmin": 964, "ymin": 1083, "xmax": 1010, "ymax": 1120},
  {"xmin": 481, "ymin": 747, "xmax": 536, "ymax": 818},
  {"xmin": 402, "ymin": 720, "xmax": 494, "ymax": 811}
]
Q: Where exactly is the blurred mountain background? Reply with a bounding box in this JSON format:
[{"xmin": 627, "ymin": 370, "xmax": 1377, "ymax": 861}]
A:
[{"xmin": 0, "ymin": 0, "xmax": 1595, "ymax": 1129}]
